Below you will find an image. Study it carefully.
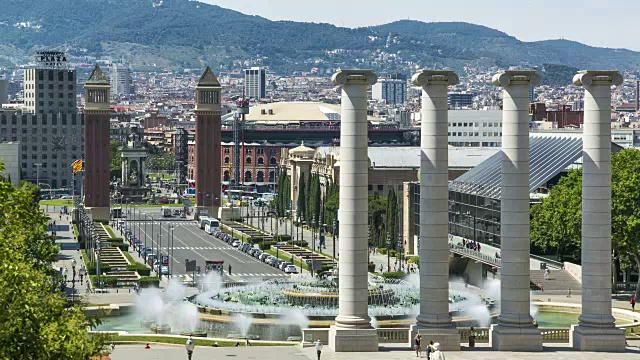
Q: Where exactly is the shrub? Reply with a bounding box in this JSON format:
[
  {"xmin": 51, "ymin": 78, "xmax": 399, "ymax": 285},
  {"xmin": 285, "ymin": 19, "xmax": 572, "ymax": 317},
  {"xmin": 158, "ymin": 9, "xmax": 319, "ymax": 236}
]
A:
[
  {"xmin": 382, "ymin": 271, "xmax": 405, "ymax": 279},
  {"xmin": 110, "ymin": 237, "xmax": 124, "ymax": 242},
  {"xmin": 407, "ymin": 256, "xmax": 419, "ymax": 264},
  {"xmin": 368, "ymin": 262, "xmax": 377, "ymax": 273},
  {"xmin": 379, "ymin": 248, "xmax": 388, "ymax": 255},
  {"xmin": 110, "ymin": 242, "xmax": 129, "ymax": 252},
  {"xmin": 287, "ymin": 240, "xmax": 308, "ymax": 248},
  {"xmin": 258, "ymin": 241, "xmax": 277, "ymax": 250},
  {"xmin": 274, "ymin": 234, "xmax": 292, "ymax": 242},
  {"xmin": 127, "ymin": 264, "xmax": 151, "ymax": 276},
  {"xmin": 138, "ymin": 276, "xmax": 160, "ymax": 288},
  {"xmin": 86, "ymin": 262, "xmax": 112, "ymax": 275},
  {"xmin": 389, "ymin": 249, "xmax": 397, "ymax": 257}
]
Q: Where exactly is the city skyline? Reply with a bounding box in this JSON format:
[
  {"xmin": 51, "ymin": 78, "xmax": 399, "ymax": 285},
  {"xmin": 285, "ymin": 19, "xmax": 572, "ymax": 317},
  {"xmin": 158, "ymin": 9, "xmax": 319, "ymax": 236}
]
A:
[{"xmin": 204, "ymin": 0, "xmax": 640, "ymax": 51}]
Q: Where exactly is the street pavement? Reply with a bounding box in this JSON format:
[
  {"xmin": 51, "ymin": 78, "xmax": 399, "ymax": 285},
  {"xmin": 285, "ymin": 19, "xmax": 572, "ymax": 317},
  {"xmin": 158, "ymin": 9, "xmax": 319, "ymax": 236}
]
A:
[
  {"xmin": 118, "ymin": 207, "xmax": 292, "ymax": 283},
  {"xmin": 109, "ymin": 342, "xmax": 640, "ymax": 360},
  {"xmin": 50, "ymin": 210, "xmax": 87, "ymax": 298}
]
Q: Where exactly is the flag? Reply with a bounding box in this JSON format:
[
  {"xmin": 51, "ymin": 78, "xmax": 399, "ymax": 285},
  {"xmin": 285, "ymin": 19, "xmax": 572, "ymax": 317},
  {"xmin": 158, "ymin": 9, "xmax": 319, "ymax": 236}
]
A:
[{"xmin": 71, "ymin": 159, "xmax": 83, "ymax": 174}]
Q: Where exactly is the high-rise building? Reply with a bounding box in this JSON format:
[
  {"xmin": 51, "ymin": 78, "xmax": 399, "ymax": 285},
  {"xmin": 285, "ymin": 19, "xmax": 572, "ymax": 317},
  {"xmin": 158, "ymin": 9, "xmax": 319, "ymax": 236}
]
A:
[
  {"xmin": 0, "ymin": 79, "xmax": 8, "ymax": 105},
  {"xmin": 244, "ymin": 67, "xmax": 266, "ymax": 99},
  {"xmin": 23, "ymin": 68, "xmax": 77, "ymax": 114},
  {"xmin": 110, "ymin": 63, "xmax": 133, "ymax": 98},
  {"xmin": 372, "ymin": 76, "xmax": 406, "ymax": 104},
  {"xmin": 448, "ymin": 92, "xmax": 473, "ymax": 108}
]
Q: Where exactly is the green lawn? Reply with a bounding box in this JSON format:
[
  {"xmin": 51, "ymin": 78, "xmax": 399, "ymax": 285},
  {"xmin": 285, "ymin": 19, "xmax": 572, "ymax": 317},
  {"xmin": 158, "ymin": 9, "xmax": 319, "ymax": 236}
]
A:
[
  {"xmin": 104, "ymin": 225, "xmax": 116, "ymax": 239},
  {"xmin": 40, "ymin": 199, "xmax": 74, "ymax": 206},
  {"xmin": 109, "ymin": 335, "xmax": 295, "ymax": 347}
]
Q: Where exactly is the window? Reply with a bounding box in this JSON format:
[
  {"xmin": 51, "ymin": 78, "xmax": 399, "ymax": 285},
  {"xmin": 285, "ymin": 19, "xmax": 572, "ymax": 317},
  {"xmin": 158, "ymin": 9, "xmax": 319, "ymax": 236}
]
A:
[
  {"xmin": 245, "ymin": 148, "xmax": 252, "ymax": 154},
  {"xmin": 377, "ymin": 185, "xmax": 383, "ymax": 191},
  {"xmin": 269, "ymin": 171, "xmax": 275, "ymax": 182},
  {"xmin": 224, "ymin": 157, "xmax": 230, "ymax": 164},
  {"xmin": 257, "ymin": 171, "xmax": 264, "ymax": 183},
  {"xmin": 257, "ymin": 148, "xmax": 264, "ymax": 155},
  {"xmin": 223, "ymin": 171, "xmax": 230, "ymax": 181},
  {"xmin": 224, "ymin": 148, "xmax": 230, "ymax": 154},
  {"xmin": 245, "ymin": 157, "xmax": 252, "ymax": 165},
  {"xmin": 270, "ymin": 157, "xmax": 277, "ymax": 166},
  {"xmin": 257, "ymin": 157, "xmax": 264, "ymax": 165},
  {"xmin": 244, "ymin": 171, "xmax": 252, "ymax": 182},
  {"xmin": 368, "ymin": 185, "xmax": 373, "ymax": 191}
]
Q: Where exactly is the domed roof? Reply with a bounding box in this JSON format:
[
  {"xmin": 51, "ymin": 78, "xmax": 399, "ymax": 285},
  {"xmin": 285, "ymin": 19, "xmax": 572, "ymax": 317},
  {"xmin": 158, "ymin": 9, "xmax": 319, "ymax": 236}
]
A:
[{"xmin": 289, "ymin": 141, "xmax": 315, "ymax": 158}]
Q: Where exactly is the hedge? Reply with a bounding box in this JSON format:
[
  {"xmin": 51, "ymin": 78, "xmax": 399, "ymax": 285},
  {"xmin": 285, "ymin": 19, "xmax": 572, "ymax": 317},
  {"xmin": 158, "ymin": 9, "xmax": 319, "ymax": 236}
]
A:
[
  {"xmin": 379, "ymin": 248, "xmax": 388, "ymax": 255},
  {"xmin": 86, "ymin": 262, "xmax": 112, "ymax": 275},
  {"xmin": 389, "ymin": 249, "xmax": 397, "ymax": 258},
  {"xmin": 407, "ymin": 256, "xmax": 419, "ymax": 264},
  {"xmin": 258, "ymin": 241, "xmax": 277, "ymax": 250},
  {"xmin": 274, "ymin": 235, "xmax": 292, "ymax": 242},
  {"xmin": 382, "ymin": 271, "xmax": 405, "ymax": 279},
  {"xmin": 110, "ymin": 242, "xmax": 129, "ymax": 252},
  {"xmin": 368, "ymin": 262, "xmax": 377, "ymax": 273},
  {"xmin": 287, "ymin": 240, "xmax": 308, "ymax": 247},
  {"xmin": 90, "ymin": 275, "xmax": 118, "ymax": 288},
  {"xmin": 127, "ymin": 263, "xmax": 151, "ymax": 276},
  {"xmin": 138, "ymin": 276, "xmax": 161, "ymax": 288}
]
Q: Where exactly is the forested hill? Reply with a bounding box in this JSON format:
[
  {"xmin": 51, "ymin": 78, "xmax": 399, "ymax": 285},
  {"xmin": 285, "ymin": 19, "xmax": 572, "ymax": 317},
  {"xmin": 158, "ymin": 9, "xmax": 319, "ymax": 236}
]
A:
[{"xmin": 1, "ymin": 0, "xmax": 639, "ymax": 73}]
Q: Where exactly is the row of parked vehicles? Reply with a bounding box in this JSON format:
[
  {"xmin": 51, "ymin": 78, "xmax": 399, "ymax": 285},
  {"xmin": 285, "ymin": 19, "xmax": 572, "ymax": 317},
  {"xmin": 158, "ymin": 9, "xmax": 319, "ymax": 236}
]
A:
[
  {"xmin": 198, "ymin": 217, "xmax": 298, "ymax": 274},
  {"xmin": 116, "ymin": 219, "xmax": 170, "ymax": 275}
]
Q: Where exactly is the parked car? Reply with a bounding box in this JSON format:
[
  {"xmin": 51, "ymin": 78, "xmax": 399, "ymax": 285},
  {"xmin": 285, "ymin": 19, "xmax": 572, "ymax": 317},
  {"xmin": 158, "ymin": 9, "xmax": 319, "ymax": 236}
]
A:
[
  {"xmin": 279, "ymin": 262, "xmax": 291, "ymax": 271},
  {"xmin": 146, "ymin": 254, "xmax": 157, "ymax": 266},
  {"xmin": 273, "ymin": 259, "xmax": 283, "ymax": 268},
  {"xmin": 265, "ymin": 257, "xmax": 277, "ymax": 265},
  {"xmin": 284, "ymin": 265, "xmax": 299, "ymax": 274},
  {"xmin": 232, "ymin": 240, "xmax": 242, "ymax": 248},
  {"xmin": 253, "ymin": 250, "xmax": 263, "ymax": 258},
  {"xmin": 259, "ymin": 253, "xmax": 270, "ymax": 262}
]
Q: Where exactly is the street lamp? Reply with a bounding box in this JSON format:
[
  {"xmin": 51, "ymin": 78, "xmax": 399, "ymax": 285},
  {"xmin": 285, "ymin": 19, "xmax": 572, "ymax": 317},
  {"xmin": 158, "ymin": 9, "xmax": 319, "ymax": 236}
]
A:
[
  {"xmin": 170, "ymin": 226, "xmax": 175, "ymax": 278},
  {"xmin": 35, "ymin": 163, "xmax": 42, "ymax": 188}
]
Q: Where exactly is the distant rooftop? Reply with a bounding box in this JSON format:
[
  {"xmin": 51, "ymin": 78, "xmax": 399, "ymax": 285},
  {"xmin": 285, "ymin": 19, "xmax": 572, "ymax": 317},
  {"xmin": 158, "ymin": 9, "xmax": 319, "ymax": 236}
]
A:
[{"xmin": 241, "ymin": 102, "xmax": 383, "ymax": 123}]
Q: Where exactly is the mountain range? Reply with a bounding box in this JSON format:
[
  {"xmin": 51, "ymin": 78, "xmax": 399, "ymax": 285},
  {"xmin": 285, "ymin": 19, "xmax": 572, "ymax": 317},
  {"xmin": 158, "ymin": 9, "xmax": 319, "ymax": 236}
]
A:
[{"xmin": 1, "ymin": 0, "xmax": 640, "ymax": 75}]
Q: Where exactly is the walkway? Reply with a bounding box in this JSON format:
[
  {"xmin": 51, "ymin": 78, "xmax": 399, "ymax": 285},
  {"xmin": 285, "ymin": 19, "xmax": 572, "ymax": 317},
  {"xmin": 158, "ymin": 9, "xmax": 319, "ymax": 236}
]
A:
[
  {"xmin": 109, "ymin": 342, "xmax": 640, "ymax": 360},
  {"xmin": 50, "ymin": 211, "xmax": 85, "ymax": 299}
]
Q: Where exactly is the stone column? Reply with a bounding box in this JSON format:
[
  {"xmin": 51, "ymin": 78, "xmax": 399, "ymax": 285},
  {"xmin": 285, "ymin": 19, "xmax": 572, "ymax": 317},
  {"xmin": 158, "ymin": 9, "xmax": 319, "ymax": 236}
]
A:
[
  {"xmin": 489, "ymin": 70, "xmax": 542, "ymax": 351},
  {"xmin": 329, "ymin": 69, "xmax": 379, "ymax": 352},
  {"xmin": 570, "ymin": 70, "xmax": 625, "ymax": 352},
  {"xmin": 409, "ymin": 70, "xmax": 461, "ymax": 351}
]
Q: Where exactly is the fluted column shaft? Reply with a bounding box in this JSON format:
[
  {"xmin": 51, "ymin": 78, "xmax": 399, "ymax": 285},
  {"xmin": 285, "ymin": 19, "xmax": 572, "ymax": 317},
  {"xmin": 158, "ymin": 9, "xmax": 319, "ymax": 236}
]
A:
[
  {"xmin": 494, "ymin": 71, "xmax": 540, "ymax": 328},
  {"xmin": 413, "ymin": 71, "xmax": 459, "ymax": 328},
  {"xmin": 332, "ymin": 70, "xmax": 377, "ymax": 329},
  {"xmin": 575, "ymin": 71, "xmax": 623, "ymax": 328}
]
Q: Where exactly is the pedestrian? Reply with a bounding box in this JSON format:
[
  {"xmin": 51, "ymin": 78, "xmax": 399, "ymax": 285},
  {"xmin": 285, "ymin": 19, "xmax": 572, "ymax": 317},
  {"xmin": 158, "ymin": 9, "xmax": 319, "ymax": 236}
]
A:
[
  {"xmin": 631, "ymin": 296, "xmax": 636, "ymax": 312},
  {"xmin": 468, "ymin": 327, "xmax": 476, "ymax": 347},
  {"xmin": 186, "ymin": 336, "xmax": 194, "ymax": 360},
  {"xmin": 144, "ymin": 343, "xmax": 150, "ymax": 349},
  {"xmin": 414, "ymin": 334, "xmax": 422, "ymax": 357},
  {"xmin": 228, "ymin": 264, "xmax": 232, "ymax": 275},
  {"xmin": 110, "ymin": 341, "xmax": 116, "ymax": 352},
  {"xmin": 431, "ymin": 343, "xmax": 445, "ymax": 360},
  {"xmin": 234, "ymin": 342, "xmax": 240, "ymax": 347},
  {"xmin": 567, "ymin": 288, "xmax": 572, "ymax": 298},
  {"xmin": 315, "ymin": 339, "xmax": 323, "ymax": 360},
  {"xmin": 426, "ymin": 340, "xmax": 434, "ymax": 360},
  {"xmin": 245, "ymin": 338, "xmax": 251, "ymax": 346}
]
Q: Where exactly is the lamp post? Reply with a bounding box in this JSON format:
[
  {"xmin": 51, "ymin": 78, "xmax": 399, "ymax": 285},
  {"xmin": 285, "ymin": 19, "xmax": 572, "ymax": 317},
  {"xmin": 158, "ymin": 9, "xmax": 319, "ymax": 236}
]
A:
[
  {"xmin": 332, "ymin": 218, "xmax": 337, "ymax": 264},
  {"xmin": 170, "ymin": 226, "xmax": 175, "ymax": 278},
  {"xmin": 35, "ymin": 163, "xmax": 42, "ymax": 188},
  {"xmin": 157, "ymin": 223, "xmax": 163, "ymax": 279}
]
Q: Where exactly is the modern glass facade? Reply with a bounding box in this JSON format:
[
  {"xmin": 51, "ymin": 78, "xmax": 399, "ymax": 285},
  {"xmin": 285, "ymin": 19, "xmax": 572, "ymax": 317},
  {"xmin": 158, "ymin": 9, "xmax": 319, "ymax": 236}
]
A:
[{"xmin": 448, "ymin": 190, "xmax": 502, "ymax": 247}]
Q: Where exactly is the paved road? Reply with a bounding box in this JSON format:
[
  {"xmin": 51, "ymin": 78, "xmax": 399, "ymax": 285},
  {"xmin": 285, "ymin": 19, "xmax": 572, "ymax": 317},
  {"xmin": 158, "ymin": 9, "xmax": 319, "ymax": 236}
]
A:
[{"xmin": 119, "ymin": 211, "xmax": 289, "ymax": 283}]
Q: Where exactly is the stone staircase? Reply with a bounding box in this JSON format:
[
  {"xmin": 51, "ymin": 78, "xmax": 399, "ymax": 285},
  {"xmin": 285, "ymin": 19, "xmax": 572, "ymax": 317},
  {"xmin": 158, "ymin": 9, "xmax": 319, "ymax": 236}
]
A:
[
  {"xmin": 530, "ymin": 269, "xmax": 582, "ymax": 292},
  {"xmin": 99, "ymin": 247, "xmax": 129, "ymax": 269}
]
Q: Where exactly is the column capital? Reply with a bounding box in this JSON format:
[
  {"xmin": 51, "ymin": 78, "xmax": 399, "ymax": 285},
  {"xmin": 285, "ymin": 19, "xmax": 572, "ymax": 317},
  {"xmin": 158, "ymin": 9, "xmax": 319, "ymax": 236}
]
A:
[
  {"xmin": 492, "ymin": 70, "xmax": 540, "ymax": 87},
  {"xmin": 411, "ymin": 70, "xmax": 459, "ymax": 87},
  {"xmin": 573, "ymin": 70, "xmax": 623, "ymax": 87},
  {"xmin": 332, "ymin": 69, "xmax": 377, "ymax": 86}
]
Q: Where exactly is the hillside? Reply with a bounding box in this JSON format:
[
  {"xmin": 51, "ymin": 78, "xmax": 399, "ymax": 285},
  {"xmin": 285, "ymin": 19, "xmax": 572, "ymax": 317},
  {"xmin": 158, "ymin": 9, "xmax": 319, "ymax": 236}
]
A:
[{"xmin": 1, "ymin": 0, "xmax": 640, "ymax": 73}]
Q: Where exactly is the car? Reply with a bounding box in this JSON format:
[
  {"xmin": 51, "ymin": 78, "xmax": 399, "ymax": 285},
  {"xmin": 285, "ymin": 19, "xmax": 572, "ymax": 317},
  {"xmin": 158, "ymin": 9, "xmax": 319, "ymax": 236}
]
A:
[
  {"xmin": 232, "ymin": 240, "xmax": 242, "ymax": 248},
  {"xmin": 180, "ymin": 212, "xmax": 186, "ymax": 218},
  {"xmin": 247, "ymin": 248, "xmax": 256, "ymax": 256},
  {"xmin": 284, "ymin": 265, "xmax": 298, "ymax": 274},
  {"xmin": 173, "ymin": 209, "xmax": 181, "ymax": 216},
  {"xmin": 279, "ymin": 262, "xmax": 291, "ymax": 271},
  {"xmin": 146, "ymin": 254, "xmax": 157, "ymax": 266},
  {"xmin": 273, "ymin": 259, "xmax": 283, "ymax": 268},
  {"xmin": 253, "ymin": 250, "xmax": 263, "ymax": 258},
  {"xmin": 265, "ymin": 257, "xmax": 277, "ymax": 265},
  {"xmin": 259, "ymin": 253, "xmax": 270, "ymax": 262}
]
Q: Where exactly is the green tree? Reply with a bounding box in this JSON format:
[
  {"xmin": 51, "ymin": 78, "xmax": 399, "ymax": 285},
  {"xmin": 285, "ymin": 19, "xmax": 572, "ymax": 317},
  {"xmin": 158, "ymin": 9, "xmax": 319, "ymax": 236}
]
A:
[
  {"xmin": 530, "ymin": 148, "xmax": 640, "ymax": 298},
  {"xmin": 385, "ymin": 188, "xmax": 398, "ymax": 250},
  {"xmin": 369, "ymin": 192, "xmax": 387, "ymax": 247},
  {"xmin": 0, "ymin": 162, "xmax": 106, "ymax": 358},
  {"xmin": 109, "ymin": 140, "xmax": 122, "ymax": 181},
  {"xmin": 298, "ymin": 174, "xmax": 306, "ymax": 223}
]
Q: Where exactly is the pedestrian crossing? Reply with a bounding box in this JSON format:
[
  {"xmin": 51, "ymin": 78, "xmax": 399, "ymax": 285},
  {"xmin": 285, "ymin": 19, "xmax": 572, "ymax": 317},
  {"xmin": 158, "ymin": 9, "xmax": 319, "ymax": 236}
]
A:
[
  {"xmin": 159, "ymin": 246, "xmax": 228, "ymax": 251},
  {"xmin": 173, "ymin": 272, "xmax": 289, "ymax": 282}
]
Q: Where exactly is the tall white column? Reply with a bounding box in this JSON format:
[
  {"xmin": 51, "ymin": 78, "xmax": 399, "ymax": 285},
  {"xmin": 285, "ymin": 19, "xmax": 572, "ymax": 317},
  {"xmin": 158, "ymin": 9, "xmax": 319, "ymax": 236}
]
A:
[
  {"xmin": 570, "ymin": 70, "xmax": 625, "ymax": 352},
  {"xmin": 329, "ymin": 69, "xmax": 379, "ymax": 352},
  {"xmin": 409, "ymin": 70, "xmax": 461, "ymax": 351},
  {"xmin": 489, "ymin": 70, "xmax": 543, "ymax": 351}
]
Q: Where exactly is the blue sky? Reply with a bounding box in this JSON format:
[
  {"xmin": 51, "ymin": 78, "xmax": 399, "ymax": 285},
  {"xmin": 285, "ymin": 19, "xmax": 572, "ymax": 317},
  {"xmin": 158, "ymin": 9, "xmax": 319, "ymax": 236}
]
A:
[{"xmin": 202, "ymin": 0, "xmax": 638, "ymax": 51}]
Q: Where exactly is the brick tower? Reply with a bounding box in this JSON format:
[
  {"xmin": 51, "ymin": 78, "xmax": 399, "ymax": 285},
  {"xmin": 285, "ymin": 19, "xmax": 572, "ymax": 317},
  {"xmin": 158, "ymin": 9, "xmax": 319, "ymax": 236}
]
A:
[
  {"xmin": 83, "ymin": 65, "xmax": 111, "ymax": 221},
  {"xmin": 195, "ymin": 67, "xmax": 222, "ymax": 218}
]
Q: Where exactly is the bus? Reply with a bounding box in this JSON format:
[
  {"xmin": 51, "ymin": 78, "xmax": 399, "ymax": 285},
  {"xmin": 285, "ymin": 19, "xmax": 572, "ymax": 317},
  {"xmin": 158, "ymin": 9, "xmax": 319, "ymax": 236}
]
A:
[
  {"xmin": 161, "ymin": 207, "xmax": 172, "ymax": 217},
  {"xmin": 204, "ymin": 260, "xmax": 224, "ymax": 275},
  {"xmin": 203, "ymin": 217, "xmax": 221, "ymax": 235}
]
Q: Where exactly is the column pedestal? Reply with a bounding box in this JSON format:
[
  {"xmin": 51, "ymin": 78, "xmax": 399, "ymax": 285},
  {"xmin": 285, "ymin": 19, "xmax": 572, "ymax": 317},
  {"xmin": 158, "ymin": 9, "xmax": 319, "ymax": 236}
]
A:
[
  {"xmin": 489, "ymin": 324, "xmax": 543, "ymax": 351},
  {"xmin": 87, "ymin": 207, "xmax": 110, "ymax": 223},
  {"xmin": 570, "ymin": 324, "xmax": 625, "ymax": 352},
  {"xmin": 409, "ymin": 325, "xmax": 460, "ymax": 351},
  {"xmin": 329, "ymin": 326, "xmax": 378, "ymax": 352}
]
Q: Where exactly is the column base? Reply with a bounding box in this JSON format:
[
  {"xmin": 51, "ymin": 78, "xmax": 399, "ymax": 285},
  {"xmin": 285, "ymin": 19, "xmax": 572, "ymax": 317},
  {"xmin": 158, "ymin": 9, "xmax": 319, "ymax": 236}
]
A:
[
  {"xmin": 409, "ymin": 325, "xmax": 460, "ymax": 351},
  {"xmin": 87, "ymin": 207, "xmax": 110, "ymax": 223},
  {"xmin": 489, "ymin": 324, "xmax": 543, "ymax": 351},
  {"xmin": 570, "ymin": 324, "xmax": 625, "ymax": 352},
  {"xmin": 328, "ymin": 326, "xmax": 378, "ymax": 352}
]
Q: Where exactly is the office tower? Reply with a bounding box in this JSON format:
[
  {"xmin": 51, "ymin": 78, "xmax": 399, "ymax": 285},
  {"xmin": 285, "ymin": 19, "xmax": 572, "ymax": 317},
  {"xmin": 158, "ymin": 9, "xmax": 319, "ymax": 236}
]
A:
[
  {"xmin": 372, "ymin": 76, "xmax": 406, "ymax": 104},
  {"xmin": 0, "ymin": 79, "xmax": 8, "ymax": 104},
  {"xmin": 110, "ymin": 63, "xmax": 133, "ymax": 98},
  {"xmin": 23, "ymin": 68, "xmax": 77, "ymax": 114},
  {"xmin": 244, "ymin": 67, "xmax": 266, "ymax": 99},
  {"xmin": 448, "ymin": 92, "xmax": 473, "ymax": 108}
]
